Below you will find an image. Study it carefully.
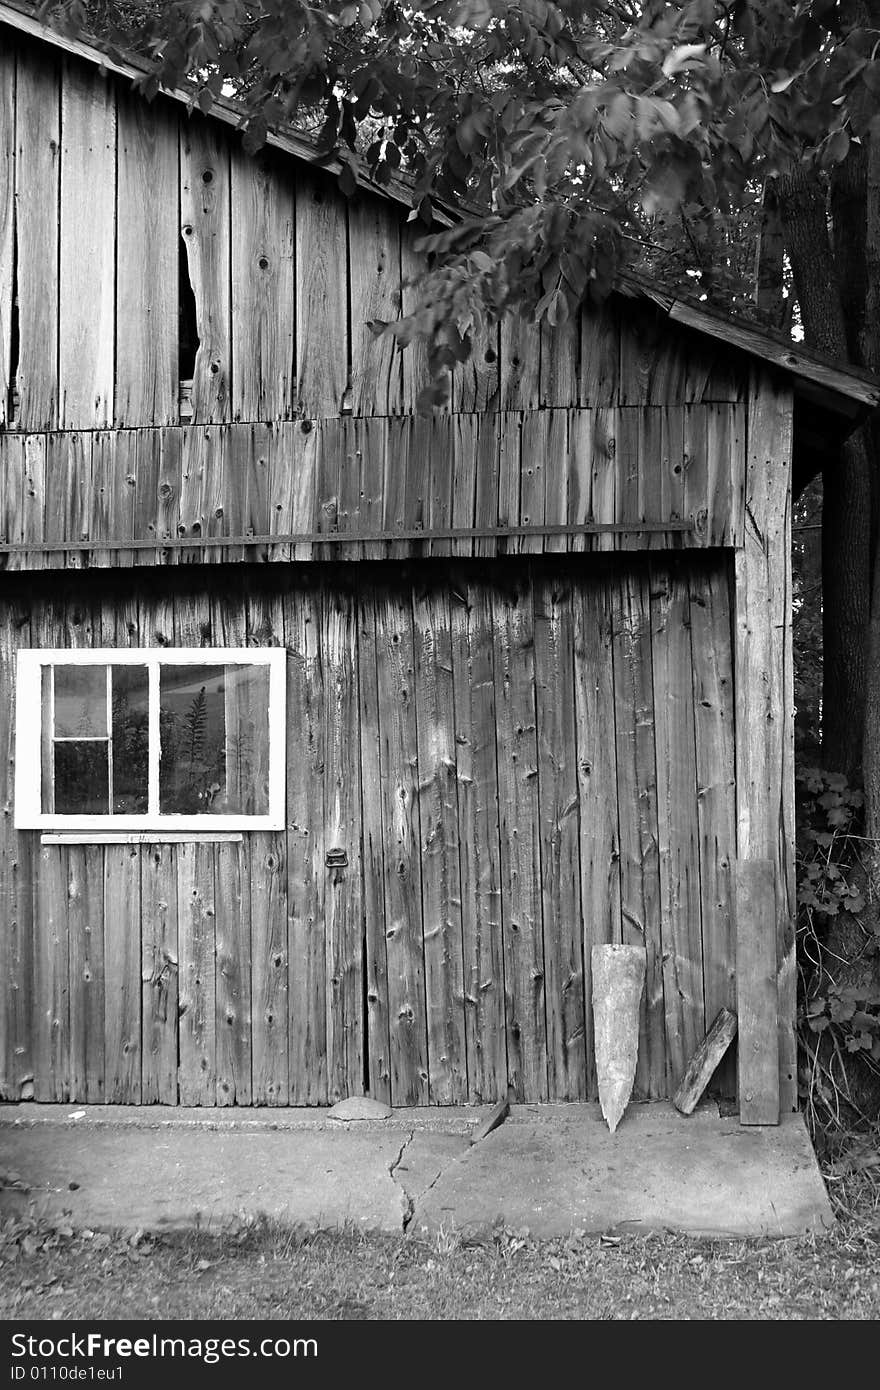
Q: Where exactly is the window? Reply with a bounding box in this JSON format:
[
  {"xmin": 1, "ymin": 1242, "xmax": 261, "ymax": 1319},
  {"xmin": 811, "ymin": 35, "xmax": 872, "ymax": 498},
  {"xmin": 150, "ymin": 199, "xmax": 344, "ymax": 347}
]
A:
[{"xmin": 14, "ymin": 648, "xmax": 286, "ymax": 831}]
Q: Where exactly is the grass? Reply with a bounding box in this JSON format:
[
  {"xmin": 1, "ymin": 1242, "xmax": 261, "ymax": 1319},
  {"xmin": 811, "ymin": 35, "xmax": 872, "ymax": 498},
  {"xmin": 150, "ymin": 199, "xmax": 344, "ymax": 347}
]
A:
[{"xmin": 1, "ymin": 1152, "xmax": 880, "ymax": 1321}]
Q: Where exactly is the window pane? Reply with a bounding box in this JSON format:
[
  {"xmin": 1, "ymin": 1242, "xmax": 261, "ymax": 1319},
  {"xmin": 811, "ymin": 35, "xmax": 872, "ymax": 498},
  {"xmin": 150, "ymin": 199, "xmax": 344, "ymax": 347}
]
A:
[
  {"xmin": 54, "ymin": 665, "xmax": 108, "ymax": 738},
  {"xmin": 112, "ymin": 666, "xmax": 149, "ymax": 814},
  {"xmin": 159, "ymin": 663, "xmax": 270, "ymax": 815},
  {"xmin": 54, "ymin": 742, "xmax": 110, "ymax": 814}
]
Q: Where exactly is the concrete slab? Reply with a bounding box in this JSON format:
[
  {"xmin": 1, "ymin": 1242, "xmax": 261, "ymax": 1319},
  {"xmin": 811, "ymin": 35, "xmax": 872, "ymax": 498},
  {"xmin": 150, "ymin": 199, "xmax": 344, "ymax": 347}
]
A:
[
  {"xmin": 411, "ymin": 1102, "xmax": 834, "ymax": 1239},
  {"xmin": 0, "ymin": 1101, "xmax": 834, "ymax": 1239},
  {"xmin": 0, "ymin": 1118, "xmax": 413, "ymax": 1233}
]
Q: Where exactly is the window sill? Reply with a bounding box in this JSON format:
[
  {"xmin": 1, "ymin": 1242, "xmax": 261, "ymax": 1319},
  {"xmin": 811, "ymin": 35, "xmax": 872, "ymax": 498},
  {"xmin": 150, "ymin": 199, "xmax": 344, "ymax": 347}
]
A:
[{"xmin": 40, "ymin": 832, "xmax": 245, "ymax": 846}]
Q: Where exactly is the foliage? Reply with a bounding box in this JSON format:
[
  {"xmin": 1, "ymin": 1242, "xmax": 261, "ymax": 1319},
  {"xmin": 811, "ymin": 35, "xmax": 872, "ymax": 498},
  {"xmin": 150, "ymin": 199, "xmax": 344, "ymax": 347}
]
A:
[
  {"xmin": 795, "ymin": 762, "xmax": 880, "ymax": 1129},
  {"xmin": 159, "ymin": 686, "xmax": 225, "ymax": 812},
  {"xmin": 36, "ymin": 0, "xmax": 880, "ymax": 401}
]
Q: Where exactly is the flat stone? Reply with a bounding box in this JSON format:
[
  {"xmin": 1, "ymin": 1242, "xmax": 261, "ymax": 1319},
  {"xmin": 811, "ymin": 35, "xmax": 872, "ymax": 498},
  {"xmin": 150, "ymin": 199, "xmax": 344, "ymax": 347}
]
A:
[{"xmin": 327, "ymin": 1097, "xmax": 393, "ymax": 1121}]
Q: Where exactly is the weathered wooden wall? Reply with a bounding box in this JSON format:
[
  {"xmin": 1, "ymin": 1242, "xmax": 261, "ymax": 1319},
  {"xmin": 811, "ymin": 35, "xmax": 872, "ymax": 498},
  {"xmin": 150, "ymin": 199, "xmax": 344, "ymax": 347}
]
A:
[
  {"xmin": 0, "ymin": 35, "xmax": 746, "ymax": 438},
  {"xmin": 0, "ymin": 555, "xmax": 738, "ymax": 1106},
  {"xmin": 0, "ymin": 406, "xmax": 746, "ymax": 566},
  {"xmin": 0, "ymin": 29, "xmax": 797, "ymax": 1116}
]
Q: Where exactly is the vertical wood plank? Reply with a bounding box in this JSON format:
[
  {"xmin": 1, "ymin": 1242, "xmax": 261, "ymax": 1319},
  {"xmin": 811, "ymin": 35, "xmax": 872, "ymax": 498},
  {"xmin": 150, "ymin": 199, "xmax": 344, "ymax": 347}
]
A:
[
  {"xmin": 60, "ymin": 592, "xmax": 103, "ymax": 1105},
  {"xmin": 579, "ymin": 302, "xmax": 619, "ymax": 407},
  {"xmin": 496, "ymin": 411, "xmax": 521, "ymax": 554},
  {"xmin": 296, "ymin": 172, "xmax": 347, "ymax": 417},
  {"xmin": 31, "ymin": 601, "xmax": 67, "ymax": 1099},
  {"xmin": 101, "ymin": 593, "xmax": 142, "ymax": 1102},
  {"xmin": 103, "ymin": 845, "xmax": 141, "ymax": 1102},
  {"xmin": 519, "ymin": 412, "xmax": 547, "ymax": 556},
  {"xmin": 450, "ymin": 579, "xmax": 507, "ymax": 1101},
  {"xmin": 683, "ymin": 405, "xmax": 709, "ymax": 545},
  {"xmin": 116, "ymin": 87, "xmax": 178, "ymax": 425},
  {"xmin": 59, "ymin": 59, "xmax": 115, "ymax": 428},
  {"xmin": 650, "ymin": 562, "xmax": 705, "ymax": 1089},
  {"xmin": 471, "ymin": 413, "xmax": 500, "ymax": 559},
  {"xmin": 181, "ymin": 118, "xmax": 231, "ymax": 422},
  {"xmin": 400, "ymin": 224, "xmax": 439, "ymax": 412},
  {"xmin": 375, "ymin": 585, "xmax": 429, "ymax": 1104},
  {"xmin": 413, "ymin": 580, "xmax": 467, "ymax": 1103},
  {"xmin": 0, "ymin": 591, "xmax": 32, "ymax": 1099},
  {"xmin": 452, "ymin": 320, "xmax": 500, "ymax": 413},
  {"xmin": 176, "ymin": 838, "xmax": 217, "ymax": 1106},
  {"xmin": 689, "ymin": 561, "xmax": 737, "ymax": 1096},
  {"xmin": 0, "ymin": 42, "xmax": 12, "ymax": 427},
  {"xmin": 591, "ymin": 408, "xmax": 618, "ymax": 553},
  {"xmin": 141, "ymin": 589, "xmax": 178, "ymax": 1102},
  {"xmin": 492, "ymin": 571, "xmax": 547, "ymax": 1101},
  {"xmin": 659, "ymin": 406, "xmax": 686, "ymax": 535},
  {"xmin": 323, "ymin": 585, "xmax": 364, "ymax": 1101},
  {"xmin": 231, "ymin": 147, "xmax": 294, "ymax": 422},
  {"xmin": 533, "ymin": 570, "xmax": 586, "ymax": 1099},
  {"xmin": 540, "ymin": 317, "xmax": 578, "ymax": 409},
  {"xmin": 211, "ymin": 591, "xmax": 252, "ymax": 1106},
  {"xmin": 357, "ymin": 585, "xmax": 392, "ymax": 1101},
  {"xmin": 425, "ymin": 415, "xmax": 454, "ymax": 558},
  {"xmin": 500, "ymin": 313, "xmax": 540, "ymax": 410},
  {"xmin": 214, "ymin": 836, "xmax": 252, "ymax": 1105},
  {"xmin": 735, "ymin": 370, "xmax": 796, "ymax": 1112},
  {"xmin": 573, "ymin": 573, "xmax": 621, "ymax": 1099},
  {"xmin": 67, "ymin": 845, "xmax": 105, "ymax": 1103},
  {"xmin": 358, "ymin": 416, "xmax": 388, "ymax": 560},
  {"xmin": 565, "ymin": 410, "xmax": 592, "ymax": 554},
  {"xmin": 611, "ymin": 568, "xmax": 665, "ymax": 1098},
  {"xmin": 141, "ymin": 835, "xmax": 179, "ymax": 1104},
  {"xmin": 246, "ymin": 579, "xmax": 289, "ymax": 1104},
  {"xmin": 285, "ymin": 579, "xmax": 327, "ymax": 1103},
  {"xmin": 735, "ymin": 858, "xmax": 780, "ymax": 1124},
  {"xmin": 174, "ymin": 592, "xmax": 216, "ymax": 1105},
  {"xmin": 542, "ymin": 409, "xmax": 569, "ymax": 554},
  {"xmin": 33, "ymin": 840, "xmax": 69, "ymax": 1101},
  {"xmin": 15, "ymin": 44, "xmax": 60, "ymax": 430},
  {"xmin": 348, "ymin": 197, "xmax": 403, "ymax": 415}
]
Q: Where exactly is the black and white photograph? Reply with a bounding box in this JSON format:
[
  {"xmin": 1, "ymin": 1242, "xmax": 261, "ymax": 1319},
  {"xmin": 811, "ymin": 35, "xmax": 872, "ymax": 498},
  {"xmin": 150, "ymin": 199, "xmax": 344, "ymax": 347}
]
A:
[{"xmin": 0, "ymin": 0, "xmax": 879, "ymax": 1351}]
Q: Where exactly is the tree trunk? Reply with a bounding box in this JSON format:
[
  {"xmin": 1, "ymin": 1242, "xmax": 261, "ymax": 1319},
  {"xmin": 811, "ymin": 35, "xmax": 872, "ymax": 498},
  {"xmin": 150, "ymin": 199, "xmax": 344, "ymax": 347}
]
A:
[
  {"xmin": 778, "ymin": 166, "xmax": 872, "ymax": 777},
  {"xmin": 861, "ymin": 116, "xmax": 880, "ymax": 877},
  {"xmin": 755, "ymin": 180, "xmax": 785, "ymax": 327}
]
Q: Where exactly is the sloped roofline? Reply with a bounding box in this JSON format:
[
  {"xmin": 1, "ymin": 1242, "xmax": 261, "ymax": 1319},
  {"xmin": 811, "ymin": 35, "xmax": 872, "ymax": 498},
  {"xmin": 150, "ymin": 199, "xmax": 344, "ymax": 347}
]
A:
[{"xmin": 2, "ymin": 0, "xmax": 879, "ymax": 419}]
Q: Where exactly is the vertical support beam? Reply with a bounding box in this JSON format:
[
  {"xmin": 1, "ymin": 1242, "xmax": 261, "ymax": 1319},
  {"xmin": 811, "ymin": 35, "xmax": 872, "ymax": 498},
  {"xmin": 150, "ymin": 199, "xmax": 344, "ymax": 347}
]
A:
[
  {"xmin": 735, "ymin": 859, "xmax": 779, "ymax": 1125},
  {"xmin": 733, "ymin": 367, "xmax": 795, "ymax": 1119}
]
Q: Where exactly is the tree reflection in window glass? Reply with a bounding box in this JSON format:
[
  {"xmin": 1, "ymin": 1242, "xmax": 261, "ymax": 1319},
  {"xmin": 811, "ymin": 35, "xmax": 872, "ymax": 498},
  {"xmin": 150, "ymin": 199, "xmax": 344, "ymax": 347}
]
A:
[
  {"xmin": 159, "ymin": 663, "xmax": 270, "ymax": 815},
  {"xmin": 111, "ymin": 666, "xmax": 149, "ymax": 813}
]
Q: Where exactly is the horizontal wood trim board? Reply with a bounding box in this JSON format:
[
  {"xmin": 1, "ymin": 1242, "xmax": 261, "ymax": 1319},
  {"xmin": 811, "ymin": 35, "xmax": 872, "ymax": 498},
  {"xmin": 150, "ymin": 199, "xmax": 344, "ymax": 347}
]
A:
[{"xmin": 0, "ymin": 521, "xmax": 695, "ymax": 554}]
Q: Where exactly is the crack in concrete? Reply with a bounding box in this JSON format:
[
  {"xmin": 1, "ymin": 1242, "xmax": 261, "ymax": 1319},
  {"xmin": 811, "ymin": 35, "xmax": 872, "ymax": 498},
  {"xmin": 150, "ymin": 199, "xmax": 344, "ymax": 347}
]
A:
[
  {"xmin": 404, "ymin": 1142, "xmax": 480, "ymax": 1238},
  {"xmin": 389, "ymin": 1129, "xmax": 416, "ymax": 1231}
]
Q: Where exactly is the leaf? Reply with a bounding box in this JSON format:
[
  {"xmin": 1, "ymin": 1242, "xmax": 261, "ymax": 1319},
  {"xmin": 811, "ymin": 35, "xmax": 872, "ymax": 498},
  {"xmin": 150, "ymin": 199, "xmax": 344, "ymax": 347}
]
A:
[
  {"xmin": 662, "ymin": 44, "xmax": 707, "ymax": 78},
  {"xmin": 770, "ymin": 72, "xmax": 798, "ymax": 93}
]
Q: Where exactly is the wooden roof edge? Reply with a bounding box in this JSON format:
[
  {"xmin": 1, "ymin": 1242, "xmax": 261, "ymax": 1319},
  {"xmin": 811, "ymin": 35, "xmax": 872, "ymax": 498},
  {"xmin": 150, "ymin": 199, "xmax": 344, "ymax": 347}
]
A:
[
  {"xmin": 0, "ymin": 0, "xmax": 458, "ymax": 224},
  {"xmin": 617, "ymin": 270, "xmax": 880, "ymax": 414}
]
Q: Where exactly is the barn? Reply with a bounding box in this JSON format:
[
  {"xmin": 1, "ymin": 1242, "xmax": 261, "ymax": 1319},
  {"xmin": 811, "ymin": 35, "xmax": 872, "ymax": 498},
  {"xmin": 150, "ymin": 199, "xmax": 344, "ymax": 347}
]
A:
[{"xmin": 1, "ymin": 2, "xmax": 878, "ymax": 1123}]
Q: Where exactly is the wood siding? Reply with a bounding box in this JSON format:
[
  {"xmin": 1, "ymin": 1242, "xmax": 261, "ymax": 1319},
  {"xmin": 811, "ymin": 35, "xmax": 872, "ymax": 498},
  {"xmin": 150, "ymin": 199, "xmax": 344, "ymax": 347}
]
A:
[
  {"xmin": 0, "ymin": 38, "xmax": 745, "ymax": 443},
  {"xmin": 0, "ymin": 556, "xmax": 738, "ymax": 1106},
  {"xmin": 0, "ymin": 406, "xmax": 746, "ymax": 566}
]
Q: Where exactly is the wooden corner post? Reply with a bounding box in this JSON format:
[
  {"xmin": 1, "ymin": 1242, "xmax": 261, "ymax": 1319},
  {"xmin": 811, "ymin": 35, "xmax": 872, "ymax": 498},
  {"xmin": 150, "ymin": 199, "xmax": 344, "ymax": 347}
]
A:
[{"xmin": 732, "ymin": 367, "xmax": 796, "ymax": 1123}]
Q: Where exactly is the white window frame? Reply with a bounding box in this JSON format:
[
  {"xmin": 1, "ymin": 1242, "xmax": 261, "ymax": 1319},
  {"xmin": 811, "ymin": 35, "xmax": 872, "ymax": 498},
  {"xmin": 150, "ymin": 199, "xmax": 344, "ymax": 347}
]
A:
[{"xmin": 14, "ymin": 648, "xmax": 286, "ymax": 832}]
